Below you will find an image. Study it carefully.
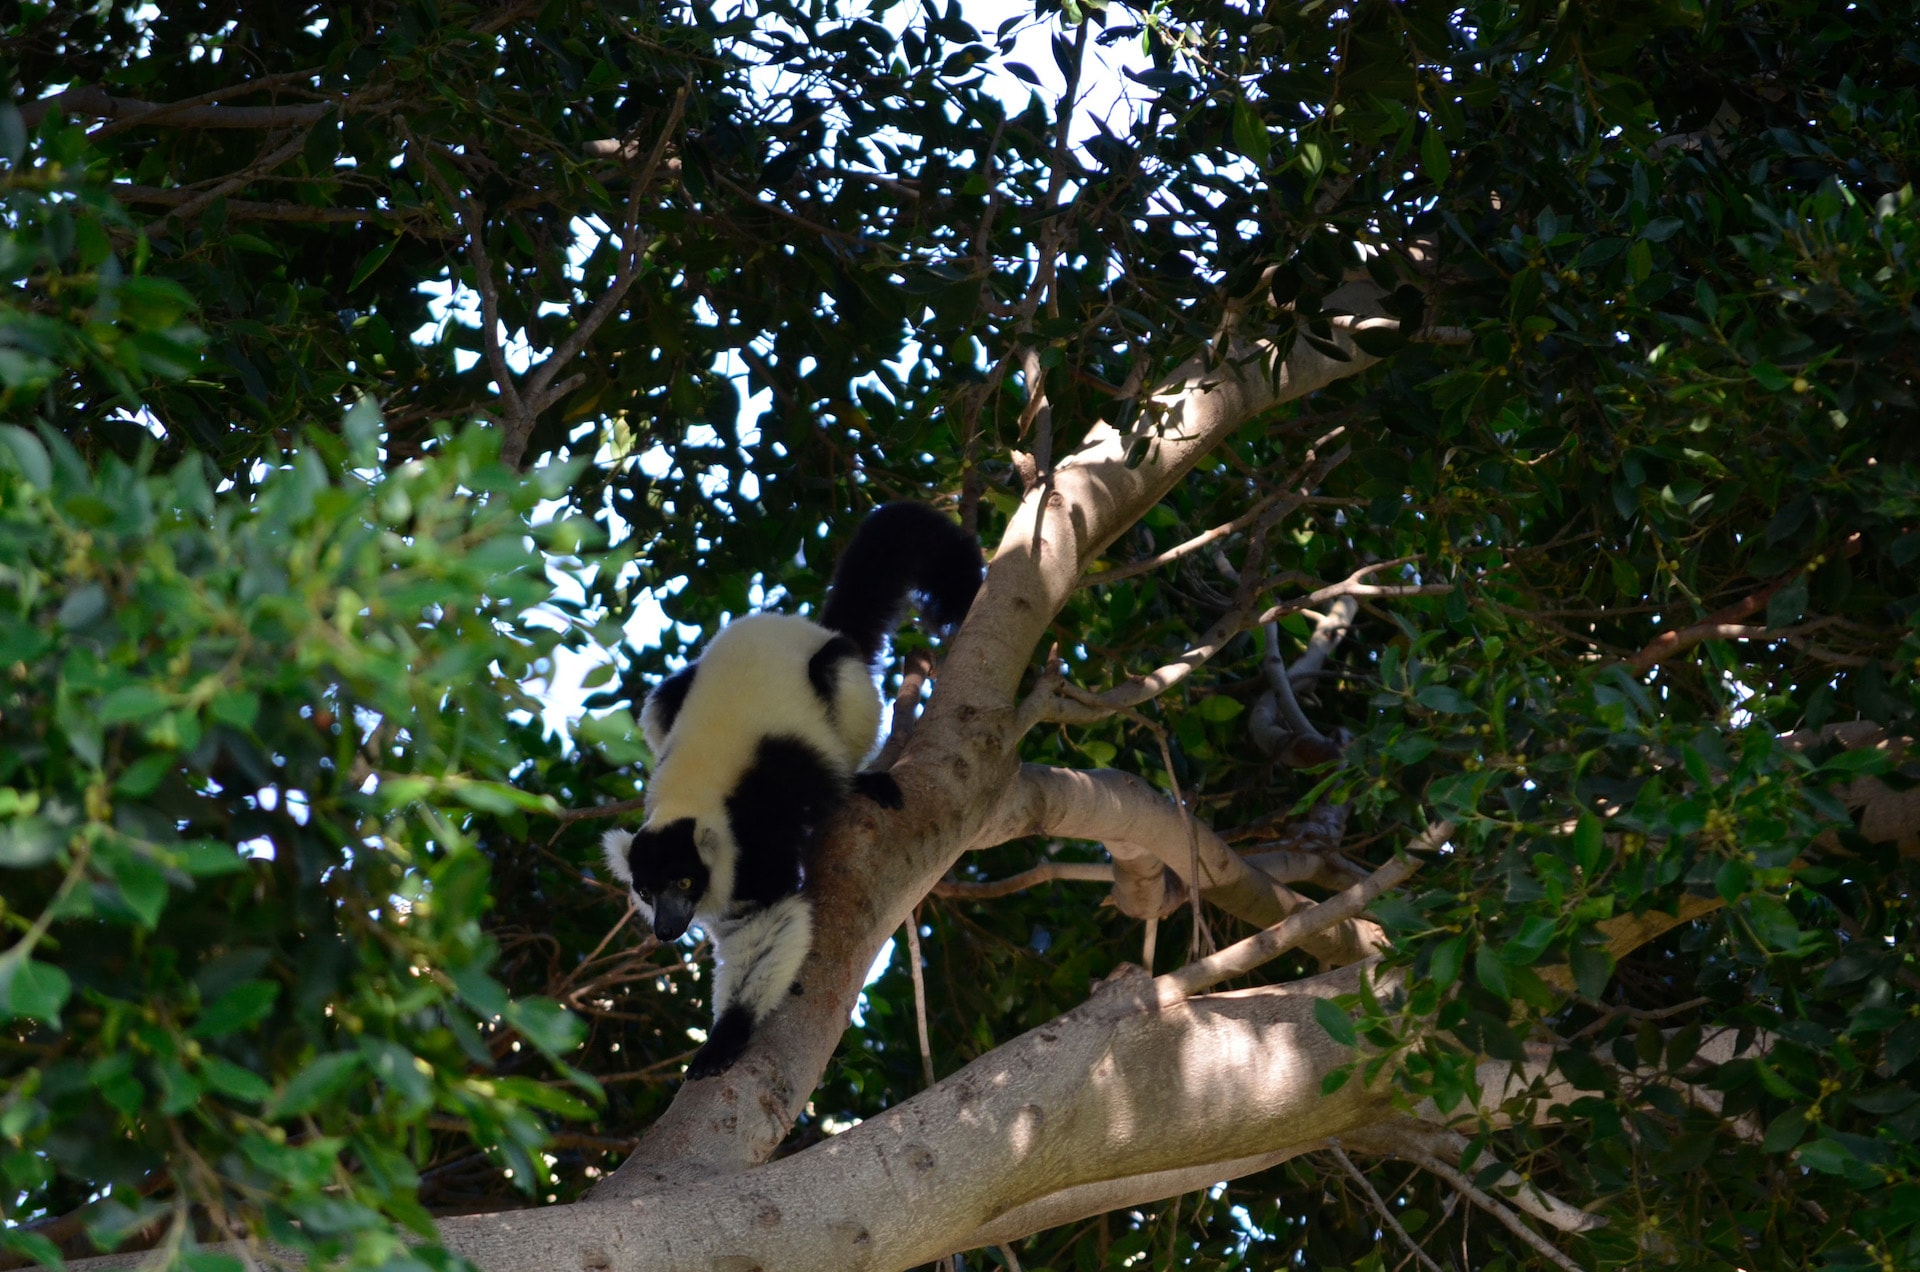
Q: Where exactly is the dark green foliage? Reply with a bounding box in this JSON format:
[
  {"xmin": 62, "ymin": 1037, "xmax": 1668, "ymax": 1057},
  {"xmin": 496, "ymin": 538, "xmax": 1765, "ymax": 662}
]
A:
[
  {"xmin": 0, "ymin": 388, "xmax": 620, "ymax": 1267},
  {"xmin": 6, "ymin": 0, "xmax": 1920, "ymax": 1270}
]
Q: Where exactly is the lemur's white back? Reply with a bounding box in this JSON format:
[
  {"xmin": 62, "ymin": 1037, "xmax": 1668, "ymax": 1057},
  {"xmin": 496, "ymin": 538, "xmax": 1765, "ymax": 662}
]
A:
[{"xmin": 644, "ymin": 613, "xmax": 883, "ymax": 828}]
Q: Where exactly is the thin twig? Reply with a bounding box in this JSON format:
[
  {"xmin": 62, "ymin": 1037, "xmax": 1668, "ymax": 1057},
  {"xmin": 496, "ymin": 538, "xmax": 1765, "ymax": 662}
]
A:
[
  {"xmin": 1146, "ymin": 723, "xmax": 1210, "ymax": 962},
  {"xmin": 1045, "ymin": 556, "xmax": 1437, "ymax": 722},
  {"xmin": 931, "ymin": 861, "xmax": 1113, "ymax": 900},
  {"xmin": 1331, "ymin": 1144, "xmax": 1445, "ymax": 1272},
  {"xmin": 152, "ymin": 131, "xmax": 310, "ymax": 231},
  {"xmin": 906, "ymin": 908, "xmax": 937, "ymax": 1090},
  {"xmin": 1397, "ymin": 1144, "xmax": 1590, "ymax": 1272},
  {"xmin": 552, "ymin": 795, "xmax": 648, "ymax": 824},
  {"xmin": 1081, "ymin": 443, "xmax": 1352, "ymax": 588},
  {"xmin": 1157, "ymin": 837, "xmax": 1435, "ymax": 1002},
  {"xmin": 874, "ymin": 646, "xmax": 937, "ymax": 769}
]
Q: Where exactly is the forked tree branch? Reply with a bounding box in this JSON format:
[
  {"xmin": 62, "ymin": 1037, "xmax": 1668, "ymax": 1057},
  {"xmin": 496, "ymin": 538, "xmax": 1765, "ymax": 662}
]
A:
[
  {"xmin": 965, "ymin": 764, "xmax": 1393, "ymax": 965},
  {"xmin": 567, "ymin": 284, "xmax": 1433, "ymax": 1203}
]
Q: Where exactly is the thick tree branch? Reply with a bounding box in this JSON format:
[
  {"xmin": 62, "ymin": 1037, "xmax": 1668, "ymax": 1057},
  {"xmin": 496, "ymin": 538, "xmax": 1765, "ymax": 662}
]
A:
[
  {"xmin": 20, "ymin": 86, "xmax": 336, "ymax": 130},
  {"xmin": 967, "ymin": 764, "xmax": 1391, "ymax": 965},
  {"xmin": 431, "ymin": 960, "xmax": 1395, "ymax": 1271},
  {"xmin": 1157, "ymin": 845, "xmax": 1431, "ymax": 1000},
  {"xmin": 944, "ymin": 1148, "xmax": 1314, "ymax": 1253},
  {"xmin": 107, "ymin": 184, "xmax": 450, "ymax": 230},
  {"xmin": 590, "ymin": 290, "xmax": 1414, "ymax": 1194}
]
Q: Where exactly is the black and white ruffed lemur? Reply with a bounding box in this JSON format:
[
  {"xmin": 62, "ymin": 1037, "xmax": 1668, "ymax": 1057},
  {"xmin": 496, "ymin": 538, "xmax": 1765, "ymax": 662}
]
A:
[{"xmin": 601, "ymin": 502, "xmax": 983, "ymax": 1079}]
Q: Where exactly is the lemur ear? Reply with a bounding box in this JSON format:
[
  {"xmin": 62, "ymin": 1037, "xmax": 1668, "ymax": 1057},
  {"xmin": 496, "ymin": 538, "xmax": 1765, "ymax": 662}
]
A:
[
  {"xmin": 600, "ymin": 829, "xmax": 635, "ymax": 884},
  {"xmin": 695, "ymin": 824, "xmax": 724, "ymax": 865}
]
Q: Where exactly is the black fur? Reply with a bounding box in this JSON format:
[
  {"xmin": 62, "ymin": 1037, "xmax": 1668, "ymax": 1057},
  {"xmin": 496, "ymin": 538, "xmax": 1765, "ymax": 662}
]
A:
[
  {"xmin": 850, "ymin": 770, "xmax": 904, "ymax": 808},
  {"xmin": 610, "ymin": 503, "xmax": 984, "ymax": 1080},
  {"xmin": 648, "ymin": 663, "xmax": 696, "ymax": 740},
  {"xmin": 722, "ymin": 736, "xmax": 841, "ymax": 905},
  {"xmin": 805, "ymin": 634, "xmax": 863, "ymax": 714},
  {"xmin": 688, "ymin": 1003, "xmax": 756, "ymax": 1080},
  {"xmin": 820, "ymin": 502, "xmax": 984, "ymax": 663},
  {"xmin": 615, "ymin": 819, "xmax": 708, "ymax": 941}
]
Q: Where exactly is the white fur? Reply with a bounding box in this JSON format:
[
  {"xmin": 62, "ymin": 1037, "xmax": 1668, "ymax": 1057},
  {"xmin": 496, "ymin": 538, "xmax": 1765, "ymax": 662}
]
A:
[
  {"xmin": 643, "ymin": 613, "xmax": 881, "ymax": 833},
  {"xmin": 609, "ymin": 612, "xmax": 888, "ymax": 1073},
  {"xmin": 600, "ymin": 828, "xmax": 653, "ymax": 925},
  {"xmin": 708, "ymin": 894, "xmax": 813, "ymax": 1023}
]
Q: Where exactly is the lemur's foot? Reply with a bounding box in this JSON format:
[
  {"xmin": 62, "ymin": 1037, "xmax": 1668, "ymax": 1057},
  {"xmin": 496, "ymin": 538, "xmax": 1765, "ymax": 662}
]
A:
[
  {"xmin": 685, "ymin": 1004, "xmax": 753, "ymax": 1080},
  {"xmin": 851, "ymin": 770, "xmax": 904, "ymax": 809}
]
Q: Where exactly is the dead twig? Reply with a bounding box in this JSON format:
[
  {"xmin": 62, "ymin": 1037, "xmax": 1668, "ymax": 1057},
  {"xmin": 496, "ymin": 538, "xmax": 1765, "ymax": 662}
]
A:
[
  {"xmin": 905, "ymin": 908, "xmax": 937, "ymax": 1090},
  {"xmin": 932, "ymin": 861, "xmax": 1113, "ymax": 900},
  {"xmin": 1330, "ymin": 1144, "xmax": 1445, "ymax": 1272}
]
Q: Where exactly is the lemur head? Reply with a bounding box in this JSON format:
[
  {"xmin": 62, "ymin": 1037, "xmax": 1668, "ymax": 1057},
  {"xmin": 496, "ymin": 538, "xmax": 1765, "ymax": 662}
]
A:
[{"xmin": 602, "ymin": 821, "xmax": 721, "ymax": 942}]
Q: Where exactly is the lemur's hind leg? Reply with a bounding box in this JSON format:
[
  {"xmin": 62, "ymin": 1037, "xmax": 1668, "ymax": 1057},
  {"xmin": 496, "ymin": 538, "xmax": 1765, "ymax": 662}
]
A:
[{"xmin": 686, "ymin": 896, "xmax": 813, "ymax": 1080}]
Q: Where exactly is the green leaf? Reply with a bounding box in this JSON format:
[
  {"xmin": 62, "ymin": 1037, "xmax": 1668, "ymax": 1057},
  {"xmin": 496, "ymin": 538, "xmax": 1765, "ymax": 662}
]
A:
[
  {"xmin": 362, "ymin": 1038, "xmax": 434, "ymax": 1112},
  {"xmin": 504, "ymin": 996, "xmax": 583, "ymax": 1057},
  {"xmin": 1427, "ymin": 933, "xmax": 1466, "ymax": 988},
  {"xmin": 208, "ymin": 689, "xmax": 260, "ymax": 730},
  {"xmin": 1231, "ymin": 97, "xmax": 1270, "ymax": 167},
  {"xmin": 0, "ymin": 1227, "xmax": 65, "ymax": 1271},
  {"xmin": 492, "ymin": 1075, "xmax": 595, "ymax": 1120},
  {"xmin": 1796, "ymin": 1136, "xmax": 1859, "ymax": 1176},
  {"xmin": 156, "ymin": 1059, "xmax": 202, "ymax": 1116},
  {"xmin": 1312, "ymin": 997, "xmax": 1357, "ymax": 1047},
  {"xmin": 448, "ymin": 779, "xmax": 560, "ymax": 816},
  {"xmin": 1195, "ymin": 694, "xmax": 1244, "ymax": 722},
  {"xmin": 349, "ymin": 238, "xmax": 401, "ymax": 292},
  {"xmin": 1415, "ymin": 685, "xmax": 1476, "ymax": 714},
  {"xmin": 0, "ymin": 952, "xmax": 73, "ymax": 1027},
  {"xmin": 1420, "ymin": 125, "xmax": 1450, "ymax": 184},
  {"xmin": 1474, "ymin": 945, "xmax": 1510, "ymax": 999},
  {"xmin": 0, "ymin": 816, "xmax": 62, "ymax": 868},
  {"xmin": 0, "ymin": 104, "xmax": 25, "ymax": 167},
  {"xmin": 1568, "ymin": 945, "xmax": 1613, "ymax": 1000},
  {"xmin": 109, "ymin": 850, "xmax": 169, "ymax": 928},
  {"xmin": 1570, "ymin": 813, "xmax": 1603, "ymax": 874},
  {"xmin": 1387, "ymin": 733, "xmax": 1436, "ymax": 764},
  {"xmin": 268, "ymin": 1051, "xmax": 366, "ymax": 1119},
  {"xmin": 0, "ymin": 425, "xmax": 52, "ymax": 488},
  {"xmin": 172, "ymin": 840, "xmax": 249, "ymax": 877},
  {"xmin": 192, "ymin": 980, "xmax": 280, "ymax": 1039},
  {"xmin": 1762, "ymin": 1107, "xmax": 1809, "ymax": 1153},
  {"xmin": 343, "ymin": 395, "xmax": 383, "ymax": 466},
  {"xmin": 199, "ymin": 1057, "xmax": 273, "ymax": 1104},
  {"xmin": 1766, "ymin": 574, "xmax": 1809, "ymax": 628},
  {"xmin": 114, "ymin": 753, "xmax": 174, "ymax": 798},
  {"xmin": 1749, "ymin": 361, "xmax": 1791, "ymax": 392}
]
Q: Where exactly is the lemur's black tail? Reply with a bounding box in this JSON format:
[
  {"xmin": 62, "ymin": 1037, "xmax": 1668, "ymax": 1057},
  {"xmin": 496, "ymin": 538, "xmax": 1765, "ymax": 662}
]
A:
[{"xmin": 820, "ymin": 503, "xmax": 984, "ymax": 663}]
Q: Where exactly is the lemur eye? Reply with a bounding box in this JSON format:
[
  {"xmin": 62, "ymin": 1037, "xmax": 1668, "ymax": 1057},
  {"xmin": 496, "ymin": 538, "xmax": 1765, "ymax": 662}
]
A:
[
  {"xmin": 635, "ymin": 888, "xmax": 653, "ymax": 902},
  {"xmin": 675, "ymin": 877, "xmax": 694, "ymax": 891}
]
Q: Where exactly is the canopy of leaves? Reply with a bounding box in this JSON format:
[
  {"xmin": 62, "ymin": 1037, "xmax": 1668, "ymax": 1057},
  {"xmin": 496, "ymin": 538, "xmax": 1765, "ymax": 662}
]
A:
[{"xmin": 4, "ymin": 0, "xmax": 1920, "ymax": 1270}]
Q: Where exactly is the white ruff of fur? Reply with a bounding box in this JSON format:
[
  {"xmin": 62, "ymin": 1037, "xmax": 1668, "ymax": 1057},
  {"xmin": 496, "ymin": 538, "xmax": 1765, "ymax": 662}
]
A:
[
  {"xmin": 709, "ymin": 894, "xmax": 813, "ymax": 1022},
  {"xmin": 599, "ymin": 828, "xmax": 656, "ymax": 925}
]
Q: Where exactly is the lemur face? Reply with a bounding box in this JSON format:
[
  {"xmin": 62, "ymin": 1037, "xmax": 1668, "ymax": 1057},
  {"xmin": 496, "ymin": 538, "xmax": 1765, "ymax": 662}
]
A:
[{"xmin": 609, "ymin": 819, "xmax": 710, "ymax": 941}]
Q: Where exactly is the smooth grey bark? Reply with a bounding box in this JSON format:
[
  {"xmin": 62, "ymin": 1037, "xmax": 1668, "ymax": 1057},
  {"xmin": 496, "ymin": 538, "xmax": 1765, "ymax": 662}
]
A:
[{"xmin": 436, "ymin": 963, "xmax": 1387, "ymax": 1272}]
